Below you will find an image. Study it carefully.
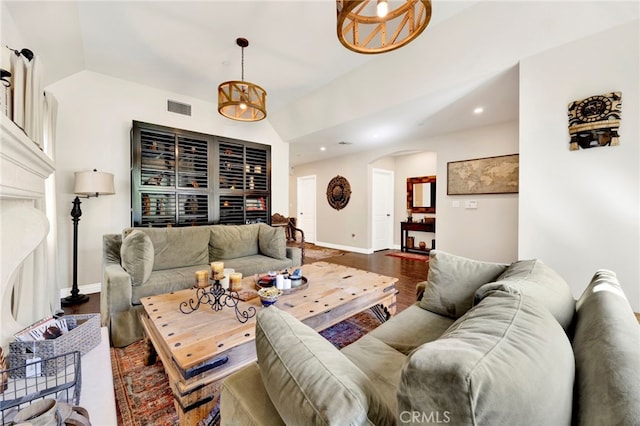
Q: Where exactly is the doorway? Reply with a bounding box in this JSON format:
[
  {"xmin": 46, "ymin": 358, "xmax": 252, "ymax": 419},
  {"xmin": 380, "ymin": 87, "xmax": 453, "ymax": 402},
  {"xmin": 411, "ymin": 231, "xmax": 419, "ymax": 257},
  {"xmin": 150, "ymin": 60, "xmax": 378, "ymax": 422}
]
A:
[
  {"xmin": 372, "ymin": 168, "xmax": 394, "ymax": 251},
  {"xmin": 296, "ymin": 175, "xmax": 316, "ymax": 244}
]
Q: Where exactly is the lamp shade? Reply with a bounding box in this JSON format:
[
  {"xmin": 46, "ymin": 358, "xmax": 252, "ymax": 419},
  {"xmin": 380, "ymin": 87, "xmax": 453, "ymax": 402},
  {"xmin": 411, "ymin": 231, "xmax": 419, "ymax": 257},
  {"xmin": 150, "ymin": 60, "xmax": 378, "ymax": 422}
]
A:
[
  {"xmin": 337, "ymin": 0, "xmax": 432, "ymax": 54},
  {"xmin": 73, "ymin": 170, "xmax": 115, "ymax": 196}
]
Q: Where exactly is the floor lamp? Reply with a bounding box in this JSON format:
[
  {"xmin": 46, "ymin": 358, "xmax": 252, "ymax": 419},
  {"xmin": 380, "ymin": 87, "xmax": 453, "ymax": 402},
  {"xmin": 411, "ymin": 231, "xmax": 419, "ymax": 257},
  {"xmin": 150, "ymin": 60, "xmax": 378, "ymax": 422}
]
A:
[{"xmin": 62, "ymin": 169, "xmax": 115, "ymax": 306}]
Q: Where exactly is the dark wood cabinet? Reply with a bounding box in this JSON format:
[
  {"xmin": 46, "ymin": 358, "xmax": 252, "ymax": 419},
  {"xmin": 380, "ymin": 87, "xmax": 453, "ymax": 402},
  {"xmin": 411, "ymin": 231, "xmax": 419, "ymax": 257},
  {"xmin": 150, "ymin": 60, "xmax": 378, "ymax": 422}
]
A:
[
  {"xmin": 401, "ymin": 219, "xmax": 435, "ymax": 254},
  {"xmin": 217, "ymin": 139, "xmax": 271, "ymax": 225},
  {"xmin": 131, "ymin": 121, "xmax": 270, "ymax": 227}
]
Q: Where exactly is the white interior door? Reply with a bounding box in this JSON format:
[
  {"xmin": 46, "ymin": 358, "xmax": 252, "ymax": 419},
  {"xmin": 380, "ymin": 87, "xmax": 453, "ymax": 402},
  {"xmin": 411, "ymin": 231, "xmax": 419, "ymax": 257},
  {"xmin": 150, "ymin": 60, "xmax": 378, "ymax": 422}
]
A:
[
  {"xmin": 297, "ymin": 175, "xmax": 316, "ymax": 243},
  {"xmin": 372, "ymin": 168, "xmax": 394, "ymax": 251}
]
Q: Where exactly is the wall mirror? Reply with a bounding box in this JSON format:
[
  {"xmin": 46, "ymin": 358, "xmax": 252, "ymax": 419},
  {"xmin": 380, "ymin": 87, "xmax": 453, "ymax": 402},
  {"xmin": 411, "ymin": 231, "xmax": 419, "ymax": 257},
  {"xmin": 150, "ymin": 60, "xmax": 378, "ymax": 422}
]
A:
[{"xmin": 407, "ymin": 176, "xmax": 436, "ymax": 213}]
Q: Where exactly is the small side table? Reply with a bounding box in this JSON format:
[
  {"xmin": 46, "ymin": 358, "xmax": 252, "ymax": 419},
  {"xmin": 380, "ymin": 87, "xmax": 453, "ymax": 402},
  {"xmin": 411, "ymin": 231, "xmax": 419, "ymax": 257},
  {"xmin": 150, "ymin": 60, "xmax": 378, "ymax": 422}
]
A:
[{"xmin": 401, "ymin": 220, "xmax": 435, "ymax": 254}]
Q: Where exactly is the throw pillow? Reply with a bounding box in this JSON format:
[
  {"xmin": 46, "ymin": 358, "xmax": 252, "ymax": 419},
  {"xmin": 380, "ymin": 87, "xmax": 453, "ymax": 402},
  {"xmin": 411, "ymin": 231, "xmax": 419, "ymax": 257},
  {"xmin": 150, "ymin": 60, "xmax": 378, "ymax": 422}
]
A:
[
  {"xmin": 418, "ymin": 250, "xmax": 508, "ymax": 318},
  {"xmin": 131, "ymin": 226, "xmax": 209, "ymax": 271},
  {"xmin": 399, "ymin": 289, "xmax": 574, "ymax": 426},
  {"xmin": 475, "ymin": 259, "xmax": 576, "ymax": 331},
  {"xmin": 120, "ymin": 229, "xmax": 154, "ymax": 286},
  {"xmin": 258, "ymin": 224, "xmax": 287, "ymax": 260},
  {"xmin": 209, "ymin": 224, "xmax": 259, "ymax": 260},
  {"xmin": 255, "ymin": 307, "xmax": 396, "ymax": 426}
]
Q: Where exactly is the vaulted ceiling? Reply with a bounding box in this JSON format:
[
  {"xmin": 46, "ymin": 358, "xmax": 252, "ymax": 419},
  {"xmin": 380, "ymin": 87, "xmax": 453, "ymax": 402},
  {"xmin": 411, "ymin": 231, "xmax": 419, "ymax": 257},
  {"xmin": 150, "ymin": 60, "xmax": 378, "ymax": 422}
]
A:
[{"xmin": 3, "ymin": 1, "xmax": 638, "ymax": 165}]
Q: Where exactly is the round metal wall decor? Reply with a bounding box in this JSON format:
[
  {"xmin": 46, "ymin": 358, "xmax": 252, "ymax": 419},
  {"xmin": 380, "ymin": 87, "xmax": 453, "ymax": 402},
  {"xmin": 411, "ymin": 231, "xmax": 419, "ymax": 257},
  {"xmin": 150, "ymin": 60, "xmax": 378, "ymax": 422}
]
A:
[{"xmin": 326, "ymin": 175, "xmax": 351, "ymax": 210}]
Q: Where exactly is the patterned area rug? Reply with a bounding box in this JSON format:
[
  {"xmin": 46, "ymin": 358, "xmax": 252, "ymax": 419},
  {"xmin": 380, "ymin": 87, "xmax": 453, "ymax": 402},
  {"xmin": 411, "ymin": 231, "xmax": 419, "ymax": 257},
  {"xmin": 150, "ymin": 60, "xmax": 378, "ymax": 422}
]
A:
[
  {"xmin": 110, "ymin": 310, "xmax": 382, "ymax": 425},
  {"xmin": 302, "ymin": 244, "xmax": 348, "ymax": 261},
  {"xmin": 386, "ymin": 251, "xmax": 430, "ymax": 262}
]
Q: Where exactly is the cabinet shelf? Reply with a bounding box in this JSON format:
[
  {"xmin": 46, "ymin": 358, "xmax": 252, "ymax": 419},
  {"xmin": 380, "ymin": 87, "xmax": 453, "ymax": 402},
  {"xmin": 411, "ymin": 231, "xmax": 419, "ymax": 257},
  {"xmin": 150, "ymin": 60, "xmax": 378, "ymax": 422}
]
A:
[{"xmin": 132, "ymin": 121, "xmax": 271, "ymax": 227}]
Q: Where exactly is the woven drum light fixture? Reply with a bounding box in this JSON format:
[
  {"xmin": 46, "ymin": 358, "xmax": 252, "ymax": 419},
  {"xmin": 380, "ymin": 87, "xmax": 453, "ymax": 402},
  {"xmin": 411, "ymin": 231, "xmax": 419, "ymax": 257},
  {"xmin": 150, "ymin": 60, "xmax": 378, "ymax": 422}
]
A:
[
  {"xmin": 337, "ymin": 0, "xmax": 432, "ymax": 54},
  {"xmin": 218, "ymin": 37, "xmax": 267, "ymax": 122}
]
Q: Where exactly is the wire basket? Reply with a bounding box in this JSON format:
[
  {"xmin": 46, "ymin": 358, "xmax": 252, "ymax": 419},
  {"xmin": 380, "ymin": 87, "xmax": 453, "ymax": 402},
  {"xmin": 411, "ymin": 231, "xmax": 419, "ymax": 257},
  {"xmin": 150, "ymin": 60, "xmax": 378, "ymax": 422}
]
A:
[
  {"xmin": 8, "ymin": 314, "xmax": 100, "ymax": 377},
  {"xmin": 0, "ymin": 351, "xmax": 81, "ymax": 425}
]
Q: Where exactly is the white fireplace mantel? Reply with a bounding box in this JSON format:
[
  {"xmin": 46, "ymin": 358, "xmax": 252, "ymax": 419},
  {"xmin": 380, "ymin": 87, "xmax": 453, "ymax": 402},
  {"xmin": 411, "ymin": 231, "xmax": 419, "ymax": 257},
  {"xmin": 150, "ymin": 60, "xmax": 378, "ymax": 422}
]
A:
[{"xmin": 0, "ymin": 114, "xmax": 55, "ymax": 349}]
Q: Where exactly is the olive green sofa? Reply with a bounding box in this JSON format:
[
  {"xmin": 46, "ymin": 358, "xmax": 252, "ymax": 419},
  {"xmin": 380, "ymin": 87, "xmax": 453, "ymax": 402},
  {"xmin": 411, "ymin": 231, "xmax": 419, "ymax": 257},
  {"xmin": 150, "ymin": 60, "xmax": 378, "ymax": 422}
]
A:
[
  {"xmin": 220, "ymin": 250, "xmax": 640, "ymax": 425},
  {"xmin": 101, "ymin": 223, "xmax": 302, "ymax": 347}
]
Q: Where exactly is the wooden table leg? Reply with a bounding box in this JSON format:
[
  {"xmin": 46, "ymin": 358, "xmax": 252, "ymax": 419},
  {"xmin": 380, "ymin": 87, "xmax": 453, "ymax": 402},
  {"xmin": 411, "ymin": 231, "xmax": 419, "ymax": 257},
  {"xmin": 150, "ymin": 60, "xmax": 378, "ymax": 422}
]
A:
[{"xmin": 143, "ymin": 331, "xmax": 157, "ymax": 366}]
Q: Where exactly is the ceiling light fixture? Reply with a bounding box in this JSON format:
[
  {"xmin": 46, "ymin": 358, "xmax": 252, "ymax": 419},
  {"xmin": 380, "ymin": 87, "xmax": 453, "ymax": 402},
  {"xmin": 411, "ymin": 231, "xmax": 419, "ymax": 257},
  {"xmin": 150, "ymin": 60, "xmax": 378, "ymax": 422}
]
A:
[
  {"xmin": 337, "ymin": 0, "xmax": 432, "ymax": 54},
  {"xmin": 376, "ymin": 0, "xmax": 389, "ymax": 17},
  {"xmin": 474, "ymin": 107, "xmax": 484, "ymax": 114},
  {"xmin": 218, "ymin": 38, "xmax": 267, "ymax": 122}
]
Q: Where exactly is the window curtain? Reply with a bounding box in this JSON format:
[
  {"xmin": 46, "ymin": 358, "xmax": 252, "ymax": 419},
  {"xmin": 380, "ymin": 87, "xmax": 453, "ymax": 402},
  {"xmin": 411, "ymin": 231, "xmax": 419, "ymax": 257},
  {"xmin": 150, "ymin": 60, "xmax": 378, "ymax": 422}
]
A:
[{"xmin": 1, "ymin": 46, "xmax": 44, "ymax": 148}]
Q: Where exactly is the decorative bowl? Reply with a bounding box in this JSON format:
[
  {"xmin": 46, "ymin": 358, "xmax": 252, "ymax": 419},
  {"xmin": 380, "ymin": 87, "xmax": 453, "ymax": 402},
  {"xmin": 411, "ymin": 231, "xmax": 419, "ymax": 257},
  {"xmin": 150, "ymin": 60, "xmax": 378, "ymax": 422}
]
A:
[
  {"xmin": 255, "ymin": 275, "xmax": 275, "ymax": 289},
  {"xmin": 258, "ymin": 287, "xmax": 283, "ymax": 307}
]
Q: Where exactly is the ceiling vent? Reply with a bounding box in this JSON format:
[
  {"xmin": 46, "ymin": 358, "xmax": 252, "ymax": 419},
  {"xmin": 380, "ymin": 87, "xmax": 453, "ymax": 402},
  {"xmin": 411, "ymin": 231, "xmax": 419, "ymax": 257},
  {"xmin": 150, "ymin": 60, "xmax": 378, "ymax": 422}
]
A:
[
  {"xmin": 338, "ymin": 141, "xmax": 352, "ymax": 145},
  {"xmin": 167, "ymin": 100, "xmax": 192, "ymax": 116}
]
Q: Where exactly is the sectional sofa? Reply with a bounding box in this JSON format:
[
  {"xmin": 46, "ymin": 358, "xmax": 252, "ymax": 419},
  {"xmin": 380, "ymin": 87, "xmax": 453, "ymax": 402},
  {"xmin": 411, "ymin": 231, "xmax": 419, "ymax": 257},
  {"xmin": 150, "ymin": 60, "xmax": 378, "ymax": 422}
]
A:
[
  {"xmin": 101, "ymin": 223, "xmax": 302, "ymax": 347},
  {"xmin": 220, "ymin": 250, "xmax": 640, "ymax": 425}
]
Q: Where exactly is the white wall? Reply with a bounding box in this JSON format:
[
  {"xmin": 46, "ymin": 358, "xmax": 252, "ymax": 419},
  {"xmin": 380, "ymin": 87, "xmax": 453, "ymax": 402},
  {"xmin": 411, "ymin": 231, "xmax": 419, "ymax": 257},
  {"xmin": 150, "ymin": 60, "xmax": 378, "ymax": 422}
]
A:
[
  {"xmin": 519, "ymin": 21, "xmax": 639, "ymax": 310},
  {"xmin": 291, "ymin": 121, "xmax": 519, "ymax": 263},
  {"xmin": 47, "ymin": 71, "xmax": 289, "ymax": 291},
  {"xmin": 424, "ymin": 123, "xmax": 519, "ymax": 263},
  {"xmin": 391, "ymin": 152, "xmax": 437, "ymax": 247}
]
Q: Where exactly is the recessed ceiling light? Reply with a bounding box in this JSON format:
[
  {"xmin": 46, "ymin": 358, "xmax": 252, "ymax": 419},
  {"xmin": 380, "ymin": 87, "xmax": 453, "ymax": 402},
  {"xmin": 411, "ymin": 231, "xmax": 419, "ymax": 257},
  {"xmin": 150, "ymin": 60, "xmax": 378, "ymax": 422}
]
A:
[
  {"xmin": 320, "ymin": 146, "xmax": 326, "ymax": 151},
  {"xmin": 473, "ymin": 107, "xmax": 484, "ymax": 114}
]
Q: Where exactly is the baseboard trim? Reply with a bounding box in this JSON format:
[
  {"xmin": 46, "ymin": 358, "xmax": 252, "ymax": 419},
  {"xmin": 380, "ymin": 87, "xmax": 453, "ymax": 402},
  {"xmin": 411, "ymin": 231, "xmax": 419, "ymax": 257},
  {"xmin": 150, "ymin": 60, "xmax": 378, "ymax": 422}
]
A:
[
  {"xmin": 60, "ymin": 283, "xmax": 101, "ymax": 298},
  {"xmin": 314, "ymin": 241, "xmax": 373, "ymax": 254},
  {"xmin": 313, "ymin": 241, "xmax": 403, "ymax": 254}
]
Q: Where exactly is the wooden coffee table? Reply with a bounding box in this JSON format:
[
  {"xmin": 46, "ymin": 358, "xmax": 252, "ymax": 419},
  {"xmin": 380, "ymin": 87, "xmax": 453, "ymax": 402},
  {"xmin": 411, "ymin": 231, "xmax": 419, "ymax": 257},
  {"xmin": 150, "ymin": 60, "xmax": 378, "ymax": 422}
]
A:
[{"xmin": 139, "ymin": 261, "xmax": 397, "ymax": 425}]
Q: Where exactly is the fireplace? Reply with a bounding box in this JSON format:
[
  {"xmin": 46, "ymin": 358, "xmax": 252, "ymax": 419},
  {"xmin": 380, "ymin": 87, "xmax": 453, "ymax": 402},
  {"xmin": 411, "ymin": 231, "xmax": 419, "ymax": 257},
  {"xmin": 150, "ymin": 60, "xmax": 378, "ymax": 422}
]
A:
[{"xmin": 0, "ymin": 114, "xmax": 56, "ymax": 349}]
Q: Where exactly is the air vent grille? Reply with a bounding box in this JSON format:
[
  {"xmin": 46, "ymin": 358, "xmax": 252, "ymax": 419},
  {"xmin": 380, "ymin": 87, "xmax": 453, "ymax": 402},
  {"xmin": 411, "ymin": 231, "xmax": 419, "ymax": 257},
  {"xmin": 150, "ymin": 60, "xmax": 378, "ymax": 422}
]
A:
[{"xmin": 167, "ymin": 100, "xmax": 192, "ymax": 116}]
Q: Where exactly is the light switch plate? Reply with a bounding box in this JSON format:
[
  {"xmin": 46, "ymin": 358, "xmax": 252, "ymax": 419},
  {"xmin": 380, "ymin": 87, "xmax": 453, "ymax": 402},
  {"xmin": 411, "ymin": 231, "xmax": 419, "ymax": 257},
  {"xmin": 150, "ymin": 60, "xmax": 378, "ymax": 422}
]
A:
[
  {"xmin": 452, "ymin": 200, "xmax": 460, "ymax": 208},
  {"xmin": 465, "ymin": 200, "xmax": 478, "ymax": 209}
]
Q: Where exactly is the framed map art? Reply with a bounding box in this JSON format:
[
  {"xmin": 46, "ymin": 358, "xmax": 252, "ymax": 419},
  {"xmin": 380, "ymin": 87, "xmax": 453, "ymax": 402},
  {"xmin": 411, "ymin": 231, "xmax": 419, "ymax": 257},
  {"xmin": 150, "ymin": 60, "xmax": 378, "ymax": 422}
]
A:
[{"xmin": 447, "ymin": 154, "xmax": 519, "ymax": 195}]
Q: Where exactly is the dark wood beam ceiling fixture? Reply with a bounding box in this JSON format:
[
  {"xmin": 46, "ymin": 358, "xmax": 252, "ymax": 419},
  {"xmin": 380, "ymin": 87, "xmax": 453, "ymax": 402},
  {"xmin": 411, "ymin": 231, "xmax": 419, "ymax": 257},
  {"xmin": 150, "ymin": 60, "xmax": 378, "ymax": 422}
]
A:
[
  {"xmin": 337, "ymin": 0, "xmax": 432, "ymax": 54},
  {"xmin": 218, "ymin": 37, "xmax": 267, "ymax": 122}
]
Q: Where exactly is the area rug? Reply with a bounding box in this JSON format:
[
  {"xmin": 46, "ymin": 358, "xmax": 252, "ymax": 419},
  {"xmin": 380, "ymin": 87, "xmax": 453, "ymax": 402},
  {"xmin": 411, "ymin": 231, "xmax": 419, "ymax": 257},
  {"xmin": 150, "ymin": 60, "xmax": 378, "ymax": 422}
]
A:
[
  {"xmin": 110, "ymin": 310, "xmax": 381, "ymax": 425},
  {"xmin": 303, "ymin": 245, "xmax": 348, "ymax": 261},
  {"xmin": 385, "ymin": 251, "xmax": 430, "ymax": 262}
]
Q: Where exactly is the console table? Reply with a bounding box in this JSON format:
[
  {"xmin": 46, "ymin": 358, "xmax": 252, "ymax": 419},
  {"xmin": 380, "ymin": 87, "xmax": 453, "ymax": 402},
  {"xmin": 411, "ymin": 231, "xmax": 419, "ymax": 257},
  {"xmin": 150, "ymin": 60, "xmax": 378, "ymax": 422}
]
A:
[{"xmin": 401, "ymin": 219, "xmax": 435, "ymax": 254}]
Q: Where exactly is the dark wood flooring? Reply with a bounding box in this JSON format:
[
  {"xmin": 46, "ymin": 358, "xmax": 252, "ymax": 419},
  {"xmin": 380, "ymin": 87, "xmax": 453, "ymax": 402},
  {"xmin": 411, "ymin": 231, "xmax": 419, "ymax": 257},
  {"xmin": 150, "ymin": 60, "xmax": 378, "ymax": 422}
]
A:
[{"xmin": 61, "ymin": 249, "xmax": 428, "ymax": 316}]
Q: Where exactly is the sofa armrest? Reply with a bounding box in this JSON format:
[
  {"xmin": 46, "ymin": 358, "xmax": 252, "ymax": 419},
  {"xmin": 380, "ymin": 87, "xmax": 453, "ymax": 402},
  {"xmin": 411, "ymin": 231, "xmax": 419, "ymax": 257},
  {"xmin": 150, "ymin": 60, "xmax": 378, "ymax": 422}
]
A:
[
  {"xmin": 101, "ymin": 263, "xmax": 133, "ymax": 324},
  {"xmin": 286, "ymin": 247, "xmax": 302, "ymax": 266},
  {"xmin": 416, "ymin": 281, "xmax": 427, "ymax": 302}
]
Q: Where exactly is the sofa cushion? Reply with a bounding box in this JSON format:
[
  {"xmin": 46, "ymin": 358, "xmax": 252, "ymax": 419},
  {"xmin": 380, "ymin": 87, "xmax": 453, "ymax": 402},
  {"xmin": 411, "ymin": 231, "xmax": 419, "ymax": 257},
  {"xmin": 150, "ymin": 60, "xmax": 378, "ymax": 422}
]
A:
[
  {"xmin": 368, "ymin": 304, "xmax": 454, "ymax": 355},
  {"xmin": 340, "ymin": 334, "xmax": 407, "ymax": 415},
  {"xmin": 475, "ymin": 259, "xmax": 575, "ymax": 331},
  {"xmin": 572, "ymin": 270, "xmax": 640, "ymax": 426},
  {"xmin": 222, "ymin": 255, "xmax": 293, "ymax": 277},
  {"xmin": 120, "ymin": 230, "xmax": 154, "ymax": 286},
  {"xmin": 258, "ymin": 223, "xmax": 287, "ymax": 260},
  {"xmin": 418, "ymin": 250, "xmax": 508, "ymax": 318},
  {"xmin": 128, "ymin": 226, "xmax": 210, "ymax": 271},
  {"xmin": 131, "ymin": 265, "xmax": 208, "ymax": 304},
  {"xmin": 209, "ymin": 224, "xmax": 259, "ymax": 260},
  {"xmin": 399, "ymin": 288, "xmax": 574, "ymax": 426},
  {"xmin": 220, "ymin": 362, "xmax": 285, "ymax": 426},
  {"xmin": 255, "ymin": 307, "xmax": 396, "ymax": 426}
]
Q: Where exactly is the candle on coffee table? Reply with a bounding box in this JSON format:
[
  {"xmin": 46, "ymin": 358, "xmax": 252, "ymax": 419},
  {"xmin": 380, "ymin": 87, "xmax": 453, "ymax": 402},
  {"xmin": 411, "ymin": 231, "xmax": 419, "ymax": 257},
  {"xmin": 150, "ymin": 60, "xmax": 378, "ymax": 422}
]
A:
[
  {"xmin": 195, "ymin": 270, "xmax": 209, "ymax": 288},
  {"xmin": 229, "ymin": 272, "xmax": 243, "ymax": 292},
  {"xmin": 221, "ymin": 268, "xmax": 234, "ymax": 290},
  {"xmin": 211, "ymin": 261, "xmax": 224, "ymax": 280}
]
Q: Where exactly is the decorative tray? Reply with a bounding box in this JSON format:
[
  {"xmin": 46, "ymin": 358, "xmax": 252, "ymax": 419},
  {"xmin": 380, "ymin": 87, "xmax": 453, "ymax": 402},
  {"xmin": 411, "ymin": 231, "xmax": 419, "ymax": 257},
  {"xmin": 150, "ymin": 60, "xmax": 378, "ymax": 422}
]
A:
[{"xmin": 255, "ymin": 276, "xmax": 308, "ymax": 294}]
